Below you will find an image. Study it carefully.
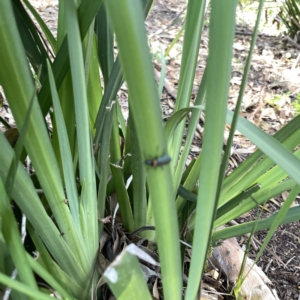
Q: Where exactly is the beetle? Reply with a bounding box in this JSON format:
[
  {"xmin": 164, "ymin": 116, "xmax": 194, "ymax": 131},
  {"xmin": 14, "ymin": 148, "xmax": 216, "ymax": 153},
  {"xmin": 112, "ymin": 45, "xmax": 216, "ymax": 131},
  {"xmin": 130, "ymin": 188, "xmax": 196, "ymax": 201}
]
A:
[{"xmin": 145, "ymin": 155, "xmax": 171, "ymax": 167}]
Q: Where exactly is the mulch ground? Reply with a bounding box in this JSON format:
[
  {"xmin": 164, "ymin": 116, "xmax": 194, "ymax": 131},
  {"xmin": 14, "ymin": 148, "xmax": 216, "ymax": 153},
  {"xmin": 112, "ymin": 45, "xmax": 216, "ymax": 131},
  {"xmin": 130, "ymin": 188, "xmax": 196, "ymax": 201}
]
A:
[{"xmin": 1, "ymin": 0, "xmax": 300, "ymax": 299}]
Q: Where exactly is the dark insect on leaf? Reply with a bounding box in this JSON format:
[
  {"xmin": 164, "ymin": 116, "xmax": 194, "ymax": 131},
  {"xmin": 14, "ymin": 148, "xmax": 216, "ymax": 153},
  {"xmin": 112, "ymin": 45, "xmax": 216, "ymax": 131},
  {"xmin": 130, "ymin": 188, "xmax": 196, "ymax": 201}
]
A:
[{"xmin": 145, "ymin": 155, "xmax": 171, "ymax": 167}]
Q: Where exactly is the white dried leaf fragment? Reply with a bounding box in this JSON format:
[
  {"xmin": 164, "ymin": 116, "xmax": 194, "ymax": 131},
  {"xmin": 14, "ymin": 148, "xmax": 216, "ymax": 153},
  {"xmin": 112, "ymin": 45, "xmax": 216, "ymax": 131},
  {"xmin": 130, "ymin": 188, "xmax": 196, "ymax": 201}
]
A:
[
  {"xmin": 104, "ymin": 267, "xmax": 118, "ymax": 284},
  {"xmin": 126, "ymin": 244, "xmax": 159, "ymax": 266}
]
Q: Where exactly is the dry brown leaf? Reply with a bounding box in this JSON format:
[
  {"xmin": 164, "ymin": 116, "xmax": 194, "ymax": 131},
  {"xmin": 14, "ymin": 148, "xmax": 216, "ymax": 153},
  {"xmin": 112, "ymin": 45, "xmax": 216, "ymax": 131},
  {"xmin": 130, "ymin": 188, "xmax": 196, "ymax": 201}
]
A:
[{"xmin": 212, "ymin": 238, "xmax": 278, "ymax": 300}]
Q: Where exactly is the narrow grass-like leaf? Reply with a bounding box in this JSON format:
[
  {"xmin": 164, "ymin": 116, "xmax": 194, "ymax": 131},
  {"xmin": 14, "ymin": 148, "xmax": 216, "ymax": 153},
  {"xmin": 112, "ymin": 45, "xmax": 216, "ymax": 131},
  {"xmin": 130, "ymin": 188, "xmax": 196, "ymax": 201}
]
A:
[
  {"xmin": 158, "ymin": 46, "xmax": 166, "ymax": 98},
  {"xmin": 254, "ymin": 184, "xmax": 300, "ymax": 262},
  {"xmin": 129, "ymin": 115, "xmax": 147, "ymax": 230},
  {"xmin": 12, "ymin": 0, "xmax": 49, "ymax": 81},
  {"xmin": 116, "ymin": 100, "xmax": 127, "ymax": 139},
  {"xmin": 174, "ymin": 68, "xmax": 207, "ymax": 189},
  {"xmin": 38, "ymin": 0, "xmax": 103, "ymax": 116},
  {"xmin": 0, "ymin": 180, "xmax": 38, "ymax": 291},
  {"xmin": 94, "ymin": 58, "xmax": 123, "ymax": 144},
  {"xmin": 212, "ymin": 204, "xmax": 300, "ymax": 242},
  {"xmin": 56, "ymin": 0, "xmax": 66, "ymax": 48},
  {"xmin": 221, "ymin": 113, "xmax": 300, "ymax": 202},
  {"xmin": 51, "ymin": 73, "xmax": 77, "ymax": 177},
  {"xmin": 26, "ymin": 222, "xmax": 80, "ymax": 297},
  {"xmin": 185, "ymin": 2, "xmax": 238, "ymax": 298},
  {"xmin": 78, "ymin": 0, "xmax": 103, "ymax": 38},
  {"xmin": 0, "ymin": 116, "xmax": 11, "ymax": 129},
  {"xmin": 0, "ymin": 1, "xmax": 86, "ymax": 272},
  {"xmin": 0, "ymin": 133, "xmax": 87, "ymax": 289},
  {"xmin": 110, "ymin": 107, "xmax": 122, "ymax": 163},
  {"xmin": 171, "ymin": 0, "xmax": 206, "ymax": 172},
  {"xmin": 217, "ymin": 0, "xmax": 265, "ymax": 198},
  {"xmin": 0, "ymin": 272, "xmax": 54, "ymax": 300},
  {"xmin": 110, "ymin": 164, "xmax": 135, "ymax": 232},
  {"xmin": 181, "ymin": 158, "xmax": 196, "ymax": 183},
  {"xmin": 27, "ymin": 254, "xmax": 74, "ymax": 300},
  {"xmin": 234, "ymin": 209, "xmax": 260, "ymax": 298},
  {"xmin": 94, "ymin": 0, "xmax": 153, "ymax": 143},
  {"xmin": 22, "ymin": 0, "xmax": 56, "ymax": 53},
  {"xmin": 226, "ymin": 110, "xmax": 300, "ymax": 185},
  {"xmin": 97, "ymin": 102, "xmax": 115, "ymax": 232},
  {"xmin": 5, "ymin": 88, "xmax": 35, "ymax": 196},
  {"xmin": 82, "ymin": 22, "xmax": 103, "ymax": 132},
  {"xmin": 214, "ymin": 178, "xmax": 296, "ymax": 228},
  {"xmin": 105, "ymin": 1, "xmax": 182, "ymax": 298},
  {"xmin": 47, "ymin": 60, "xmax": 80, "ymax": 230},
  {"xmin": 165, "ymin": 107, "xmax": 202, "ymax": 144},
  {"xmin": 64, "ymin": 0, "xmax": 98, "ymax": 258},
  {"xmin": 216, "ymin": 184, "xmax": 261, "ymax": 219},
  {"xmin": 96, "ymin": 2, "xmax": 114, "ymax": 86},
  {"xmin": 177, "ymin": 185, "xmax": 197, "ymax": 203},
  {"xmin": 176, "ymin": 153, "xmax": 202, "ymax": 215},
  {"xmin": 83, "ymin": 24, "xmax": 94, "ymax": 84},
  {"xmin": 86, "ymin": 36, "xmax": 103, "ymax": 131},
  {"xmin": 165, "ymin": 22, "xmax": 185, "ymax": 58},
  {"xmin": 174, "ymin": 70, "xmax": 207, "ymax": 216}
]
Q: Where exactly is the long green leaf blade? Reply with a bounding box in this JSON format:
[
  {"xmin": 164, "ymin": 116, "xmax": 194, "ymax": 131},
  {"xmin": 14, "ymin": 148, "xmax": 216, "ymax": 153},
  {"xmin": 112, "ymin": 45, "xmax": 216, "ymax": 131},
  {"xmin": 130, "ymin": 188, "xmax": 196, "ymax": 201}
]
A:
[
  {"xmin": 0, "ymin": 180, "xmax": 38, "ymax": 292},
  {"xmin": 64, "ymin": 0, "xmax": 98, "ymax": 258},
  {"xmin": 212, "ymin": 204, "xmax": 300, "ymax": 242},
  {"xmin": 105, "ymin": 1, "xmax": 182, "ymax": 298},
  {"xmin": 47, "ymin": 60, "xmax": 80, "ymax": 230},
  {"xmin": 185, "ymin": 2, "xmax": 238, "ymax": 298},
  {"xmin": 171, "ymin": 0, "xmax": 207, "ymax": 172},
  {"xmin": 227, "ymin": 110, "xmax": 300, "ymax": 185},
  {"xmin": 0, "ymin": 0, "xmax": 86, "ymax": 273}
]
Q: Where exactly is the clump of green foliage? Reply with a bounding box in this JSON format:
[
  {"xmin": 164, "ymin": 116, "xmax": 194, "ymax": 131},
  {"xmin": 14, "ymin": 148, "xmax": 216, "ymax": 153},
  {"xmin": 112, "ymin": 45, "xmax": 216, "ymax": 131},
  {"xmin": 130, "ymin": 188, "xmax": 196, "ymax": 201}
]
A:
[
  {"xmin": 278, "ymin": 0, "xmax": 300, "ymax": 38},
  {"xmin": 292, "ymin": 94, "xmax": 300, "ymax": 115},
  {"xmin": 1, "ymin": 0, "xmax": 300, "ymax": 299}
]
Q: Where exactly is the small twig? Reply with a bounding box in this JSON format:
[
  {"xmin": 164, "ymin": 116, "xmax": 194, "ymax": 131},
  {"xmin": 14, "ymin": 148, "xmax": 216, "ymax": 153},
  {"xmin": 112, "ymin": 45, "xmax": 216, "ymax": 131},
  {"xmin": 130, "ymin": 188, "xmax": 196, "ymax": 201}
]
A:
[
  {"xmin": 235, "ymin": 30, "xmax": 275, "ymax": 38},
  {"xmin": 179, "ymin": 239, "xmax": 192, "ymax": 248},
  {"xmin": 284, "ymin": 256, "xmax": 295, "ymax": 268},
  {"xmin": 292, "ymin": 51, "xmax": 300, "ymax": 70},
  {"xmin": 252, "ymin": 239, "xmax": 285, "ymax": 267},
  {"xmin": 98, "ymin": 215, "xmax": 112, "ymax": 224},
  {"xmin": 154, "ymin": 64, "xmax": 203, "ymax": 138},
  {"xmin": 265, "ymin": 258, "xmax": 273, "ymax": 273},
  {"xmin": 3, "ymin": 269, "xmax": 18, "ymax": 300},
  {"xmin": 282, "ymin": 35, "xmax": 300, "ymax": 50},
  {"xmin": 148, "ymin": 7, "xmax": 187, "ymax": 40},
  {"xmin": 112, "ymin": 203, "xmax": 119, "ymax": 241},
  {"xmin": 112, "ymin": 175, "xmax": 133, "ymax": 240},
  {"xmin": 21, "ymin": 214, "xmax": 27, "ymax": 244},
  {"xmin": 127, "ymin": 225, "xmax": 156, "ymax": 238}
]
